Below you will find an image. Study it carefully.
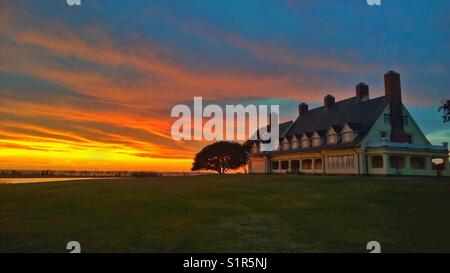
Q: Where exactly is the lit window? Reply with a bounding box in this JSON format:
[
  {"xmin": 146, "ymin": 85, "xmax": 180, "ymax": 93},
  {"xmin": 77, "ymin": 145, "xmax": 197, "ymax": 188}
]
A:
[{"xmin": 251, "ymin": 160, "xmax": 264, "ymax": 171}]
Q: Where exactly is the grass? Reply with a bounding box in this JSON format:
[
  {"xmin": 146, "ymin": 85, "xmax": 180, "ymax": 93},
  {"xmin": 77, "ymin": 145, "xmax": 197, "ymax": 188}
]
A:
[{"xmin": 1, "ymin": 175, "xmax": 449, "ymax": 253}]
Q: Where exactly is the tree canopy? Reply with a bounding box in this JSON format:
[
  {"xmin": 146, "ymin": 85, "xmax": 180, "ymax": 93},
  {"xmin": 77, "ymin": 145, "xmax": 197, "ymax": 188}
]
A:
[
  {"xmin": 438, "ymin": 98, "xmax": 450, "ymax": 123},
  {"xmin": 192, "ymin": 141, "xmax": 248, "ymax": 174}
]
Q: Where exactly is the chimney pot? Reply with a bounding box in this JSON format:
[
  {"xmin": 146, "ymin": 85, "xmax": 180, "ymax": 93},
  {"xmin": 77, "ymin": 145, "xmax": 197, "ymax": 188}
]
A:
[
  {"xmin": 299, "ymin": 103, "xmax": 309, "ymax": 117},
  {"xmin": 356, "ymin": 82, "xmax": 369, "ymax": 101},
  {"xmin": 324, "ymin": 95, "xmax": 335, "ymax": 109}
]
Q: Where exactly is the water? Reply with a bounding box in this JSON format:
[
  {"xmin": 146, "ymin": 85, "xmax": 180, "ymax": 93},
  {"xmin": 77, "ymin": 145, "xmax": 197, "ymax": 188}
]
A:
[{"xmin": 0, "ymin": 177, "xmax": 115, "ymax": 185}]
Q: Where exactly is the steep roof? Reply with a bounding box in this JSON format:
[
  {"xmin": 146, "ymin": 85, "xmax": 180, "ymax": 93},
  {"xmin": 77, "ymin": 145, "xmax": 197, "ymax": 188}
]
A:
[
  {"xmin": 279, "ymin": 120, "xmax": 294, "ymax": 137},
  {"xmin": 285, "ymin": 95, "xmax": 388, "ymax": 145},
  {"xmin": 257, "ymin": 120, "xmax": 293, "ymax": 143},
  {"xmin": 253, "ymin": 95, "xmax": 389, "ymax": 151}
]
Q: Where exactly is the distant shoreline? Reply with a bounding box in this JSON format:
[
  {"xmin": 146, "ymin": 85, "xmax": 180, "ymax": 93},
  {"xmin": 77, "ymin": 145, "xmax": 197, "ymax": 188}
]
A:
[{"xmin": 0, "ymin": 170, "xmax": 205, "ymax": 179}]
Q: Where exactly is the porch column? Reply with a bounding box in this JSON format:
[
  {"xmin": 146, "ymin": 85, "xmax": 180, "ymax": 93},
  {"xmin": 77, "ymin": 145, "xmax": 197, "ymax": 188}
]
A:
[
  {"xmin": 383, "ymin": 154, "xmax": 389, "ymax": 172},
  {"xmin": 312, "ymin": 158, "xmax": 316, "ymax": 174},
  {"xmin": 404, "ymin": 155, "xmax": 411, "ymax": 170},
  {"xmin": 425, "ymin": 156, "xmax": 432, "ymax": 170}
]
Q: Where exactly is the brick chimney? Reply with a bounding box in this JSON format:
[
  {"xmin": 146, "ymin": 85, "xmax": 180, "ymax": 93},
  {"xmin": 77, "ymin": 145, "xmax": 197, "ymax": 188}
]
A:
[
  {"xmin": 299, "ymin": 102, "xmax": 309, "ymax": 117},
  {"xmin": 356, "ymin": 82, "xmax": 369, "ymax": 101},
  {"xmin": 324, "ymin": 95, "xmax": 335, "ymax": 109},
  {"xmin": 384, "ymin": 71, "xmax": 409, "ymax": 143}
]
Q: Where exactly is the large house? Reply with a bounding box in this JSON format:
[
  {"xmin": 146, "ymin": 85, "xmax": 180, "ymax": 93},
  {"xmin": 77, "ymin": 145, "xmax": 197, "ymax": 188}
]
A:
[{"xmin": 249, "ymin": 71, "xmax": 449, "ymax": 176}]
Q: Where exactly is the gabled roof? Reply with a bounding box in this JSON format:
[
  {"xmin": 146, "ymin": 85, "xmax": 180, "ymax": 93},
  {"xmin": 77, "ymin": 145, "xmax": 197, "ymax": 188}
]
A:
[
  {"xmin": 285, "ymin": 96, "xmax": 388, "ymax": 146},
  {"xmin": 313, "ymin": 130, "xmax": 327, "ymax": 137},
  {"xmin": 301, "ymin": 132, "xmax": 313, "ymax": 138},
  {"xmin": 328, "ymin": 125, "xmax": 343, "ymax": 134}
]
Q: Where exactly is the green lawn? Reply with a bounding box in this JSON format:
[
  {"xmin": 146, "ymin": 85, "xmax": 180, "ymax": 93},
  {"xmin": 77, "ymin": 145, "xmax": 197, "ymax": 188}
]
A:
[{"xmin": 1, "ymin": 175, "xmax": 449, "ymax": 253}]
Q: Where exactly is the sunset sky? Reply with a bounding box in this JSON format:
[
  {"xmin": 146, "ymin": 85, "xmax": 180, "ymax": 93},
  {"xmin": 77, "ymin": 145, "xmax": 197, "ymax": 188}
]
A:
[{"xmin": 0, "ymin": 0, "xmax": 449, "ymax": 171}]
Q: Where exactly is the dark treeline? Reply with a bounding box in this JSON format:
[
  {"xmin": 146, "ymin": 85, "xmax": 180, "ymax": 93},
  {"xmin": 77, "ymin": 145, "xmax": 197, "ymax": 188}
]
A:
[{"xmin": 0, "ymin": 170, "xmax": 161, "ymax": 178}]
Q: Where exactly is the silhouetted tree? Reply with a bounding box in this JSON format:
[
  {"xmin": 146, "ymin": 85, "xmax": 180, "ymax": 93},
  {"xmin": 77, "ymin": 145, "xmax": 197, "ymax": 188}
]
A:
[
  {"xmin": 242, "ymin": 140, "xmax": 254, "ymax": 154},
  {"xmin": 438, "ymin": 98, "xmax": 450, "ymax": 123},
  {"xmin": 192, "ymin": 141, "xmax": 248, "ymax": 174},
  {"xmin": 240, "ymin": 140, "xmax": 255, "ymax": 173}
]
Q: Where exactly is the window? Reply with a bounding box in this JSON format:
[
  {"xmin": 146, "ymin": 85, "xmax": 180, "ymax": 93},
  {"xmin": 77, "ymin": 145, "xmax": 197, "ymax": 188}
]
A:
[
  {"xmin": 291, "ymin": 160, "xmax": 300, "ymax": 170},
  {"xmin": 327, "ymin": 155, "xmax": 355, "ymax": 169},
  {"xmin": 380, "ymin": 131, "xmax": 388, "ymax": 141},
  {"xmin": 389, "ymin": 156, "xmax": 405, "ymax": 169},
  {"xmin": 301, "ymin": 139, "xmax": 309, "ymax": 148},
  {"xmin": 407, "ymin": 134, "xmax": 414, "ymax": 144},
  {"xmin": 281, "ymin": 161, "xmax": 289, "ymax": 170},
  {"xmin": 312, "ymin": 137, "xmax": 321, "ymax": 147},
  {"xmin": 315, "ymin": 159, "xmax": 322, "ymax": 170},
  {"xmin": 327, "ymin": 134, "xmax": 337, "ymax": 144},
  {"xmin": 384, "ymin": 114, "xmax": 391, "ymax": 124},
  {"xmin": 282, "ymin": 141, "xmax": 289, "ymax": 151},
  {"xmin": 371, "ymin": 156, "xmax": 384, "ymax": 168},
  {"xmin": 384, "ymin": 114, "xmax": 408, "ymax": 125},
  {"xmin": 432, "ymin": 158, "xmax": 445, "ymax": 170},
  {"xmin": 410, "ymin": 157, "xmax": 425, "ymax": 169},
  {"xmin": 302, "ymin": 159, "xmax": 313, "ymax": 170},
  {"xmin": 342, "ymin": 132, "xmax": 353, "ymax": 143},
  {"xmin": 251, "ymin": 160, "xmax": 264, "ymax": 171},
  {"xmin": 272, "ymin": 161, "xmax": 280, "ymax": 170}
]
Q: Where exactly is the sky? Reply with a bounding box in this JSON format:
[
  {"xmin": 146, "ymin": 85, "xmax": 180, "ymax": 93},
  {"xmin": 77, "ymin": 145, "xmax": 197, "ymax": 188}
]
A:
[{"xmin": 0, "ymin": 0, "xmax": 449, "ymax": 171}]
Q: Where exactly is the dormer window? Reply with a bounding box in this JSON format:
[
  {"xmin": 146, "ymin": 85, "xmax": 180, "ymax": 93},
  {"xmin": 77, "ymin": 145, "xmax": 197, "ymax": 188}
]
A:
[
  {"xmin": 291, "ymin": 136, "xmax": 299, "ymax": 149},
  {"xmin": 342, "ymin": 132, "xmax": 353, "ymax": 143},
  {"xmin": 326, "ymin": 126, "xmax": 341, "ymax": 145},
  {"xmin": 282, "ymin": 138, "xmax": 289, "ymax": 151},
  {"xmin": 301, "ymin": 138, "xmax": 309, "ymax": 148},
  {"xmin": 312, "ymin": 131, "xmax": 323, "ymax": 147},
  {"xmin": 312, "ymin": 137, "xmax": 321, "ymax": 147},
  {"xmin": 251, "ymin": 143, "xmax": 258, "ymax": 153},
  {"xmin": 327, "ymin": 134, "xmax": 337, "ymax": 144}
]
